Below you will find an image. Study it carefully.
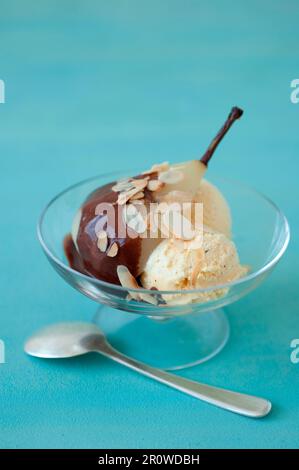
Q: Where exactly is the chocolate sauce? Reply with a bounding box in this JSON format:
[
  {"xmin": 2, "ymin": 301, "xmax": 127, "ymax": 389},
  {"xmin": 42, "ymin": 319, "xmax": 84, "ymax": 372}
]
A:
[
  {"xmin": 64, "ymin": 175, "xmax": 157, "ymax": 285},
  {"xmin": 64, "ymin": 234, "xmax": 87, "ymax": 275}
]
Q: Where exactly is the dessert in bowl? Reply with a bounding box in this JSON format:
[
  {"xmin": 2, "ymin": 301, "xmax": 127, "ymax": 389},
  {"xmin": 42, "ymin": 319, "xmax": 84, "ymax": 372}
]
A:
[{"xmin": 38, "ymin": 108, "xmax": 289, "ymax": 369}]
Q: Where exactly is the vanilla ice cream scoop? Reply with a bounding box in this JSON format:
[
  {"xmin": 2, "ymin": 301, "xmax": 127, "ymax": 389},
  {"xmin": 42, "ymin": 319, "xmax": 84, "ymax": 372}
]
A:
[{"xmin": 141, "ymin": 229, "xmax": 248, "ymax": 305}]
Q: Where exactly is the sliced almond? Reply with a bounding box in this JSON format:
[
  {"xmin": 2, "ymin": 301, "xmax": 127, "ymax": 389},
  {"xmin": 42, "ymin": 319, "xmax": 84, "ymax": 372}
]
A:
[
  {"xmin": 118, "ymin": 185, "xmax": 146, "ymax": 205},
  {"xmin": 117, "ymin": 265, "xmax": 140, "ymax": 301},
  {"xmin": 117, "ymin": 188, "xmax": 141, "ymax": 205},
  {"xmin": 122, "ymin": 203, "xmax": 137, "ymax": 225},
  {"xmin": 131, "ymin": 178, "xmax": 149, "ymax": 190},
  {"xmin": 130, "ymin": 191, "xmax": 144, "ymax": 200},
  {"xmin": 158, "ymin": 168, "xmax": 184, "ymax": 185},
  {"xmin": 112, "ymin": 179, "xmax": 134, "ymax": 193},
  {"xmin": 123, "ymin": 204, "xmax": 147, "ymax": 234},
  {"xmin": 117, "ymin": 191, "xmax": 131, "ymax": 205},
  {"xmin": 107, "ymin": 242, "xmax": 118, "ymax": 257},
  {"xmin": 117, "ymin": 265, "xmax": 158, "ymax": 304},
  {"xmin": 116, "ymin": 178, "xmax": 149, "ymax": 204},
  {"xmin": 130, "ymin": 217, "xmax": 147, "ymax": 234},
  {"xmin": 138, "ymin": 292, "xmax": 159, "ymax": 305},
  {"xmin": 97, "ymin": 230, "xmax": 108, "ymax": 252},
  {"xmin": 147, "ymin": 179, "xmax": 164, "ymax": 192},
  {"xmin": 117, "ymin": 265, "xmax": 139, "ymax": 288},
  {"xmin": 112, "ymin": 183, "xmax": 132, "ymax": 193},
  {"xmin": 131, "ymin": 199, "xmax": 143, "ymax": 207}
]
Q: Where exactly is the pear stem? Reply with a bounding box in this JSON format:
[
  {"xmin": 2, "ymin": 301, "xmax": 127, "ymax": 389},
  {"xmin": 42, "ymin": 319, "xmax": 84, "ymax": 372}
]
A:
[{"xmin": 200, "ymin": 106, "xmax": 243, "ymax": 166}]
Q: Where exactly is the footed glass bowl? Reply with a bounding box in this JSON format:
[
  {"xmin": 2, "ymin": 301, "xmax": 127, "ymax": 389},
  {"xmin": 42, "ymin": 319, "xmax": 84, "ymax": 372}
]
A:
[{"xmin": 37, "ymin": 171, "xmax": 290, "ymax": 370}]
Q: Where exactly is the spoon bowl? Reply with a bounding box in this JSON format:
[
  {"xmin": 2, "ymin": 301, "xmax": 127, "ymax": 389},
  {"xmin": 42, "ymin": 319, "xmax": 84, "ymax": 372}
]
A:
[{"xmin": 24, "ymin": 322, "xmax": 104, "ymax": 358}]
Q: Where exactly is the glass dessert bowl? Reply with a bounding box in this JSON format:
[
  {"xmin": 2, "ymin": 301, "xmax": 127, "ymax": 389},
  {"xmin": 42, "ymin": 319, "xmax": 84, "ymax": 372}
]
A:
[{"xmin": 38, "ymin": 171, "xmax": 289, "ymax": 370}]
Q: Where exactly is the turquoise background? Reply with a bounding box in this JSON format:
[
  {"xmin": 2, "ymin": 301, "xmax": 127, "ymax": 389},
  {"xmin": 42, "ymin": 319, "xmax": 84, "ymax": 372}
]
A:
[{"xmin": 0, "ymin": 1, "xmax": 299, "ymax": 448}]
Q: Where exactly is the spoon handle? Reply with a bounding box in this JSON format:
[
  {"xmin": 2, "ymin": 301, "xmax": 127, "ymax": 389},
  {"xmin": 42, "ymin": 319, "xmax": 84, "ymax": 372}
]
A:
[{"xmin": 98, "ymin": 347, "xmax": 271, "ymax": 418}]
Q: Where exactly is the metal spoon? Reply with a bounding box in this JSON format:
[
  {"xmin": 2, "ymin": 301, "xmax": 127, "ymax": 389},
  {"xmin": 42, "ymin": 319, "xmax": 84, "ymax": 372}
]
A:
[{"xmin": 24, "ymin": 322, "xmax": 271, "ymax": 418}]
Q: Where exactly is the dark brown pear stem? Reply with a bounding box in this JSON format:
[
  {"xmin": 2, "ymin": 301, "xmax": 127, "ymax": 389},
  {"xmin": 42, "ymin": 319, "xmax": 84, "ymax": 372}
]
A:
[{"xmin": 200, "ymin": 106, "xmax": 243, "ymax": 166}]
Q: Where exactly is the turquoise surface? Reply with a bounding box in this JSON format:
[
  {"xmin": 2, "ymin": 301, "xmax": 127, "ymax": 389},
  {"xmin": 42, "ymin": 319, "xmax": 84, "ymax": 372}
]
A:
[{"xmin": 0, "ymin": 1, "xmax": 298, "ymax": 449}]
